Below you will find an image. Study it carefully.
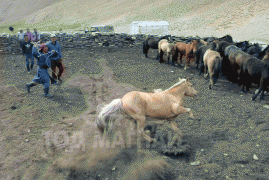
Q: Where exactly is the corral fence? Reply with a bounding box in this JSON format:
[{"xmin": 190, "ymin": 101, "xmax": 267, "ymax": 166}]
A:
[{"xmin": 0, "ymin": 33, "xmax": 268, "ymax": 55}]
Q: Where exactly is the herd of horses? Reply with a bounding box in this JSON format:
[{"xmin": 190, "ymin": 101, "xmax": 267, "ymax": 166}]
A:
[
  {"xmin": 143, "ymin": 34, "xmax": 269, "ymax": 101},
  {"xmin": 95, "ymin": 34, "xmax": 269, "ymax": 145}
]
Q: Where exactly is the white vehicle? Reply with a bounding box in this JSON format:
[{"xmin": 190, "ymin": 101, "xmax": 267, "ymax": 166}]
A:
[{"xmin": 89, "ymin": 25, "xmax": 114, "ymax": 35}]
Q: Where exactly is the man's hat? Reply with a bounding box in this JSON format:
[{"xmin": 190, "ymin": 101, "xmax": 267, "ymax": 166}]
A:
[{"xmin": 50, "ymin": 34, "xmax": 56, "ymax": 37}]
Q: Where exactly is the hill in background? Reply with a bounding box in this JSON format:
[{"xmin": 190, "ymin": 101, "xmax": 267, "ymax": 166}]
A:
[{"xmin": 1, "ymin": 0, "xmax": 269, "ymax": 43}]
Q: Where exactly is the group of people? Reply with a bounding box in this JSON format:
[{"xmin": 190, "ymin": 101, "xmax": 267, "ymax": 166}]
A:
[{"xmin": 18, "ymin": 28, "xmax": 65, "ymax": 98}]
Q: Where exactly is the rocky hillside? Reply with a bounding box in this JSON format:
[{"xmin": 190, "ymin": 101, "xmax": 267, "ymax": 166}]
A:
[{"xmin": 0, "ymin": 0, "xmax": 269, "ymax": 43}]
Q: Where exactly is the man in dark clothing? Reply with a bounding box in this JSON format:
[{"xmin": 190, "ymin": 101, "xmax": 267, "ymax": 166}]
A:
[
  {"xmin": 22, "ymin": 35, "xmax": 35, "ymax": 73},
  {"xmin": 46, "ymin": 34, "xmax": 64, "ymax": 83},
  {"xmin": 9, "ymin": 26, "xmax": 14, "ymax": 32}
]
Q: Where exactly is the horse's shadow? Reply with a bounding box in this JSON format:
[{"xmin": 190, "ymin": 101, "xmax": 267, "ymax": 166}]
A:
[{"xmin": 143, "ymin": 123, "xmax": 227, "ymax": 162}]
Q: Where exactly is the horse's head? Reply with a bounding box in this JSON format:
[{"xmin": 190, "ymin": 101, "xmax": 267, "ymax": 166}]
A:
[
  {"xmin": 209, "ymin": 41, "xmax": 219, "ymax": 51},
  {"xmin": 184, "ymin": 78, "xmax": 198, "ymax": 97},
  {"xmin": 191, "ymin": 40, "xmax": 198, "ymax": 54}
]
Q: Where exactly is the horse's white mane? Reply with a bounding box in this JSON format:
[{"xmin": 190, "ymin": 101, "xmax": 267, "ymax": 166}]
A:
[{"xmin": 164, "ymin": 79, "xmax": 187, "ymax": 91}]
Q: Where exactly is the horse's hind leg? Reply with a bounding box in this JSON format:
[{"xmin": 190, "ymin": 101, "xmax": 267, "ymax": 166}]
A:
[
  {"xmin": 130, "ymin": 114, "xmax": 156, "ymax": 143},
  {"xmin": 145, "ymin": 47, "xmax": 149, "ymax": 58},
  {"xmin": 204, "ymin": 64, "xmax": 208, "ymax": 78},
  {"xmin": 167, "ymin": 53, "xmax": 170, "ymax": 64},
  {"xmin": 159, "ymin": 51, "xmax": 164, "ymax": 63}
]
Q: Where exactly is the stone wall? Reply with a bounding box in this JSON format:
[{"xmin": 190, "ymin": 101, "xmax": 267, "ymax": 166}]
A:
[{"xmin": 0, "ymin": 33, "xmax": 188, "ymax": 54}]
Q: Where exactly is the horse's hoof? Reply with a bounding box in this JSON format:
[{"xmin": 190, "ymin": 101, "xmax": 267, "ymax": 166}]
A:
[{"xmin": 150, "ymin": 139, "xmax": 157, "ymax": 144}]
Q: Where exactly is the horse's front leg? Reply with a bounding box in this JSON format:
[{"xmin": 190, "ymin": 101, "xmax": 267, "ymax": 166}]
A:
[
  {"xmin": 172, "ymin": 105, "xmax": 194, "ymax": 119},
  {"xmin": 184, "ymin": 56, "xmax": 189, "ymax": 70},
  {"xmin": 179, "ymin": 53, "xmax": 183, "ymax": 64},
  {"xmin": 170, "ymin": 105, "xmax": 194, "ymax": 136}
]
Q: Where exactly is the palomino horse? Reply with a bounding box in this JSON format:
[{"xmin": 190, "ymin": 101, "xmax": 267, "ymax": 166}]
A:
[
  {"xmin": 96, "ymin": 78, "xmax": 197, "ymax": 143},
  {"xmin": 203, "ymin": 49, "xmax": 222, "ymax": 89},
  {"xmin": 158, "ymin": 39, "xmax": 176, "ymax": 65},
  {"xmin": 143, "ymin": 35, "xmax": 170, "ymax": 59},
  {"xmin": 174, "ymin": 40, "xmax": 199, "ymax": 70}
]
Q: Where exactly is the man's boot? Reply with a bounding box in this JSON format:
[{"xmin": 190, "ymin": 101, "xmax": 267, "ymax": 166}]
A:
[
  {"xmin": 27, "ymin": 65, "xmax": 30, "ymax": 73},
  {"xmin": 44, "ymin": 88, "xmax": 53, "ymax": 98},
  {"xmin": 58, "ymin": 76, "xmax": 62, "ymax": 83},
  {"xmin": 26, "ymin": 82, "xmax": 36, "ymax": 93}
]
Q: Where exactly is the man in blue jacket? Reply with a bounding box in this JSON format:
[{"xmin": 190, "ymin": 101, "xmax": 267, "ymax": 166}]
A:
[
  {"xmin": 22, "ymin": 35, "xmax": 34, "ymax": 73},
  {"xmin": 26, "ymin": 44, "xmax": 58, "ymax": 98},
  {"xmin": 46, "ymin": 34, "xmax": 64, "ymax": 82}
]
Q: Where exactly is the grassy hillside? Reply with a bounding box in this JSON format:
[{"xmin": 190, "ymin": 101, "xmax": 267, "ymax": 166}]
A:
[{"xmin": 1, "ymin": 0, "xmax": 269, "ymax": 43}]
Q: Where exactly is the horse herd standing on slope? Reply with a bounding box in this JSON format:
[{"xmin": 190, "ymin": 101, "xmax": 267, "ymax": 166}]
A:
[{"xmin": 143, "ymin": 34, "xmax": 269, "ymax": 101}]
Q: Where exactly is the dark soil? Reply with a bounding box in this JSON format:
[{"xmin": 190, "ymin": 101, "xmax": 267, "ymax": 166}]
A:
[{"xmin": 0, "ymin": 46, "xmax": 269, "ymax": 179}]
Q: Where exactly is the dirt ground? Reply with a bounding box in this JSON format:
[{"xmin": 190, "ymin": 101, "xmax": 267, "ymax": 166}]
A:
[{"xmin": 0, "ymin": 46, "xmax": 269, "ymax": 179}]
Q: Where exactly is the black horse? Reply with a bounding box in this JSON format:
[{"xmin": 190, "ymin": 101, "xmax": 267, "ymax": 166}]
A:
[
  {"xmin": 240, "ymin": 52, "xmax": 269, "ymax": 100},
  {"xmin": 235, "ymin": 41, "xmax": 250, "ymax": 51},
  {"xmin": 218, "ymin": 34, "xmax": 233, "ymax": 43},
  {"xmin": 245, "ymin": 43, "xmax": 262, "ymax": 58},
  {"xmin": 203, "ymin": 37, "xmax": 217, "ymax": 43},
  {"xmin": 143, "ymin": 35, "xmax": 170, "ymax": 59},
  {"xmin": 255, "ymin": 45, "xmax": 269, "ymax": 60},
  {"xmin": 221, "ymin": 44, "xmax": 242, "ymax": 83}
]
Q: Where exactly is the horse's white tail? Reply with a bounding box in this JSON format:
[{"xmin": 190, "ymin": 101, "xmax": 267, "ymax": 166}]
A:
[{"xmin": 96, "ymin": 99, "xmax": 122, "ymax": 134}]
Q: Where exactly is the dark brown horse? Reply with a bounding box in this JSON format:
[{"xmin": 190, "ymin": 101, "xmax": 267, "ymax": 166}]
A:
[
  {"xmin": 225, "ymin": 45, "xmax": 249, "ymax": 81},
  {"xmin": 240, "ymin": 51, "xmax": 269, "ymax": 100},
  {"xmin": 157, "ymin": 39, "xmax": 177, "ymax": 65},
  {"xmin": 219, "ymin": 44, "xmax": 241, "ymax": 82},
  {"xmin": 143, "ymin": 35, "xmax": 170, "ymax": 59},
  {"xmin": 173, "ymin": 40, "xmax": 200, "ymax": 70}
]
